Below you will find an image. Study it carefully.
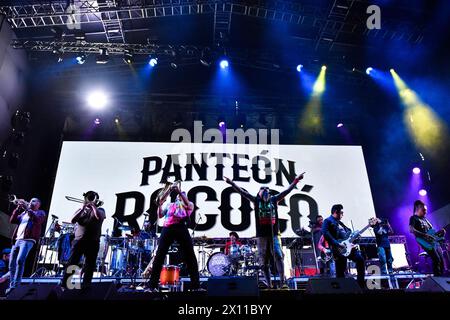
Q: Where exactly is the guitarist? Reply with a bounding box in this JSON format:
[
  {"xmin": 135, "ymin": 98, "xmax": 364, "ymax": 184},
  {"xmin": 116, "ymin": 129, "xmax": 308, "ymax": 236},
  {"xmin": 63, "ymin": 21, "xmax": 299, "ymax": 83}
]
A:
[
  {"xmin": 322, "ymin": 204, "xmax": 366, "ymax": 288},
  {"xmin": 409, "ymin": 200, "xmax": 446, "ymax": 276}
]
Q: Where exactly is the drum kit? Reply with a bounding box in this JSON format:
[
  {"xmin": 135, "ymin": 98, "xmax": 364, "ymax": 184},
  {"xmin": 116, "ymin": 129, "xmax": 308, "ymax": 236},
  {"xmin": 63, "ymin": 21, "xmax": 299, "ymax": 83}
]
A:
[
  {"xmin": 197, "ymin": 239, "xmax": 259, "ymax": 277},
  {"xmin": 34, "ymin": 218, "xmax": 159, "ymax": 278}
]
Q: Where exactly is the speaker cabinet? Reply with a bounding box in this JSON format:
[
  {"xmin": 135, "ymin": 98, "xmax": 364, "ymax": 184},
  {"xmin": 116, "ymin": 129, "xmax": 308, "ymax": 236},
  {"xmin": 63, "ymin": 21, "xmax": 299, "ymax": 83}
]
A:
[
  {"xmin": 306, "ymin": 278, "xmax": 363, "ymax": 294},
  {"xmin": 60, "ymin": 282, "xmax": 117, "ymax": 300},
  {"xmin": 207, "ymin": 276, "xmax": 259, "ymax": 297},
  {"xmin": 6, "ymin": 283, "xmax": 62, "ymax": 300},
  {"xmin": 417, "ymin": 277, "xmax": 450, "ymax": 292}
]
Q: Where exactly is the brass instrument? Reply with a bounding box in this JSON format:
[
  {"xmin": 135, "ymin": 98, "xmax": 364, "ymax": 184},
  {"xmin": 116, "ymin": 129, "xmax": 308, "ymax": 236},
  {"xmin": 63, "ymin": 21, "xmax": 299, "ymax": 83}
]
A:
[
  {"xmin": 65, "ymin": 193, "xmax": 104, "ymax": 207},
  {"xmin": 155, "ymin": 180, "xmax": 181, "ymax": 205},
  {"xmin": 8, "ymin": 194, "xmax": 30, "ymax": 208}
]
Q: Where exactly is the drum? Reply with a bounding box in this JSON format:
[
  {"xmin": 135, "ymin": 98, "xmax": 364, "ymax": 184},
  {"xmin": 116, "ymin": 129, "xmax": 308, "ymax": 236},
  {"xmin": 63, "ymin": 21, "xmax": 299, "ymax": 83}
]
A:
[
  {"xmin": 240, "ymin": 245, "xmax": 252, "ymax": 257},
  {"xmin": 57, "ymin": 233, "xmax": 73, "ymax": 264},
  {"xmin": 144, "ymin": 238, "xmax": 156, "ymax": 252},
  {"xmin": 128, "ymin": 239, "xmax": 143, "ymax": 252},
  {"xmin": 207, "ymin": 252, "xmax": 231, "ymax": 276},
  {"xmin": 160, "ymin": 265, "xmax": 180, "ymax": 285},
  {"xmin": 110, "ymin": 247, "xmax": 127, "ymax": 271},
  {"xmin": 228, "ymin": 244, "xmax": 241, "ymax": 259}
]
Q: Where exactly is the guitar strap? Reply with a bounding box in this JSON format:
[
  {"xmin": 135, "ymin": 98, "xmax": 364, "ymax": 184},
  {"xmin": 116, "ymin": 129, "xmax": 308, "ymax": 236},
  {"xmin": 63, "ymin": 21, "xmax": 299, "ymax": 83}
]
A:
[
  {"xmin": 338, "ymin": 221, "xmax": 351, "ymax": 233},
  {"xmin": 423, "ymin": 217, "xmax": 433, "ymax": 230}
]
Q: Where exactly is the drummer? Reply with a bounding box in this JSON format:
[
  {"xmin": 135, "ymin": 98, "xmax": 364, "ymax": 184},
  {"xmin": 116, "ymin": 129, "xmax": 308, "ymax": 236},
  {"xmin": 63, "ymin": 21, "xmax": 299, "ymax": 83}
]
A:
[{"xmin": 224, "ymin": 232, "xmax": 242, "ymax": 256}]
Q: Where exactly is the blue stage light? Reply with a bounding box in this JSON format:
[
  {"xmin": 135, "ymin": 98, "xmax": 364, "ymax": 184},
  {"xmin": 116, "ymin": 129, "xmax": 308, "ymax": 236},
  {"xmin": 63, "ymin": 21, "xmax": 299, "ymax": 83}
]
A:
[{"xmin": 220, "ymin": 60, "xmax": 229, "ymax": 69}]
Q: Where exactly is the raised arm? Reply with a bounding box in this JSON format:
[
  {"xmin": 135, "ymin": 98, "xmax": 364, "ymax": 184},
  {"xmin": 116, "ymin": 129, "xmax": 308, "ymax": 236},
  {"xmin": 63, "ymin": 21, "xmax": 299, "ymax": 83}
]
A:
[
  {"xmin": 173, "ymin": 186, "xmax": 194, "ymax": 212},
  {"xmin": 224, "ymin": 177, "xmax": 256, "ymax": 203},
  {"xmin": 273, "ymin": 172, "xmax": 305, "ymax": 203},
  {"xmin": 10, "ymin": 206, "xmax": 24, "ymax": 224}
]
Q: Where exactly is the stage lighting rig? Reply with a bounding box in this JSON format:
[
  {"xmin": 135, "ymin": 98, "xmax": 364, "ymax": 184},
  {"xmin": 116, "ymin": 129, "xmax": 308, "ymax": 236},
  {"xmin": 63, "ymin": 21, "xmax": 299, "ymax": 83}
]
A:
[
  {"xmin": 96, "ymin": 48, "xmax": 109, "ymax": 64},
  {"xmin": 123, "ymin": 49, "xmax": 134, "ymax": 64}
]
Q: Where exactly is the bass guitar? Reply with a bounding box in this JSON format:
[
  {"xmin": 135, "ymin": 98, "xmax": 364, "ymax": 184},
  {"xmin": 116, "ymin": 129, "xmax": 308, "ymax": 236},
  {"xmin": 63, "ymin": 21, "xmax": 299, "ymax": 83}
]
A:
[
  {"xmin": 336, "ymin": 218, "xmax": 378, "ymax": 257},
  {"xmin": 416, "ymin": 224, "xmax": 448, "ymax": 251}
]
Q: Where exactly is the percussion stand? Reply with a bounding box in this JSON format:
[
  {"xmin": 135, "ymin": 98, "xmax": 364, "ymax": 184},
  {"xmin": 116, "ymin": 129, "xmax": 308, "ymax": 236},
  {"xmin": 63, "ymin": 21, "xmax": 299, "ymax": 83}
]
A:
[
  {"xmin": 32, "ymin": 216, "xmax": 58, "ymax": 278},
  {"xmin": 198, "ymin": 243, "xmax": 210, "ymax": 276}
]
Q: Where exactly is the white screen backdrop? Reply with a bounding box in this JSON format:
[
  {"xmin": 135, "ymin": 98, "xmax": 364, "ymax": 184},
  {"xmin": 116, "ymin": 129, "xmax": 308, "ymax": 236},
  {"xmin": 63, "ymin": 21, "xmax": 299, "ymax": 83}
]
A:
[{"xmin": 48, "ymin": 142, "xmax": 376, "ymax": 237}]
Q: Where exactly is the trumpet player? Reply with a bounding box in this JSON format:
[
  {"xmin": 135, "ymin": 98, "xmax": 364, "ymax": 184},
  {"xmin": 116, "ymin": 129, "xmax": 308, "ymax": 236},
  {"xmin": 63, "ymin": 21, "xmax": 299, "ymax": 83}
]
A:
[
  {"xmin": 7, "ymin": 197, "xmax": 46, "ymax": 295},
  {"xmin": 61, "ymin": 191, "xmax": 105, "ymax": 290}
]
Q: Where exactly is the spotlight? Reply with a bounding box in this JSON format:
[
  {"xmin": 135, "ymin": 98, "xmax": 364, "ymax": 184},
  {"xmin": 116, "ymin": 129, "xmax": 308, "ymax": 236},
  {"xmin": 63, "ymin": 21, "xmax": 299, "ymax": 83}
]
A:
[
  {"xmin": 169, "ymin": 50, "xmax": 179, "ymax": 69},
  {"xmin": 321, "ymin": 65, "xmax": 327, "ymax": 71},
  {"xmin": 389, "ymin": 68, "xmax": 395, "ymax": 73},
  {"xmin": 366, "ymin": 67, "xmax": 373, "ymax": 75},
  {"xmin": 296, "ymin": 64, "xmax": 303, "ymax": 72},
  {"xmin": 337, "ymin": 123, "xmax": 344, "ymax": 128},
  {"xmin": 53, "ymin": 47, "xmax": 64, "ymax": 63},
  {"xmin": 114, "ymin": 117, "xmax": 119, "ymax": 124},
  {"xmin": 418, "ymin": 189, "xmax": 427, "ymax": 196},
  {"xmin": 94, "ymin": 118, "xmax": 101, "ymax": 125},
  {"xmin": 412, "ymin": 167, "xmax": 421, "ymax": 175},
  {"xmin": 149, "ymin": 55, "xmax": 158, "ymax": 67},
  {"xmin": 74, "ymin": 30, "xmax": 86, "ymax": 41},
  {"xmin": 220, "ymin": 59, "xmax": 229, "ymax": 69},
  {"xmin": 76, "ymin": 54, "xmax": 86, "ymax": 65},
  {"xmin": 123, "ymin": 50, "xmax": 133, "ymax": 64},
  {"xmin": 219, "ymin": 121, "xmax": 226, "ymax": 128},
  {"xmin": 87, "ymin": 91, "xmax": 108, "ymax": 110},
  {"xmin": 96, "ymin": 48, "xmax": 109, "ymax": 64}
]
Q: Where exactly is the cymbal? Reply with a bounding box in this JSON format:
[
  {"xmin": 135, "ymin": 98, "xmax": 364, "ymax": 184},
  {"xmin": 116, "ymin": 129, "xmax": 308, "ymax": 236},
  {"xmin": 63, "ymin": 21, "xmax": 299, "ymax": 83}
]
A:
[{"xmin": 205, "ymin": 244, "xmax": 225, "ymax": 248}]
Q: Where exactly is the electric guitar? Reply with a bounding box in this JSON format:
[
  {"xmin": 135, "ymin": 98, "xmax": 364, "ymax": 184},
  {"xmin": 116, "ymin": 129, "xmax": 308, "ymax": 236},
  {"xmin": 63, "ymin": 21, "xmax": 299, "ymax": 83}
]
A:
[
  {"xmin": 336, "ymin": 218, "xmax": 378, "ymax": 257},
  {"xmin": 416, "ymin": 224, "xmax": 448, "ymax": 251}
]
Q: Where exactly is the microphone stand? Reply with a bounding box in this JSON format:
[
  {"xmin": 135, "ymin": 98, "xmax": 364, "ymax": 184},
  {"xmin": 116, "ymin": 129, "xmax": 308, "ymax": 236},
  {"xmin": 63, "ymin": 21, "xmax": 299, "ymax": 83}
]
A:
[
  {"xmin": 191, "ymin": 214, "xmax": 202, "ymax": 238},
  {"xmin": 32, "ymin": 214, "xmax": 58, "ymax": 278}
]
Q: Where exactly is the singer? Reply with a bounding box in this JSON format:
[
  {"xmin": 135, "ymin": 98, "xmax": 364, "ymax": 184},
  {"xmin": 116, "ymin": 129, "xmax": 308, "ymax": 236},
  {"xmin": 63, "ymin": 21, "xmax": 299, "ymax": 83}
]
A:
[{"xmin": 147, "ymin": 184, "xmax": 201, "ymax": 292}]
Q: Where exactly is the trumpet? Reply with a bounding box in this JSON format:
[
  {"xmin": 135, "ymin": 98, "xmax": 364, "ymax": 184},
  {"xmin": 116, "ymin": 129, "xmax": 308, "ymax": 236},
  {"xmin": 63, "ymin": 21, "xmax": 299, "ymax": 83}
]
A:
[
  {"xmin": 8, "ymin": 194, "xmax": 30, "ymax": 208},
  {"xmin": 155, "ymin": 180, "xmax": 181, "ymax": 205}
]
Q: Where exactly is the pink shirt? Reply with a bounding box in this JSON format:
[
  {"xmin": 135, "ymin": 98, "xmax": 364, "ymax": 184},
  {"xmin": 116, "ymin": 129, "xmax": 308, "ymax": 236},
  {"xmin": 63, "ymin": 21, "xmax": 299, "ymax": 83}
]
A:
[{"xmin": 162, "ymin": 200, "xmax": 193, "ymax": 227}]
